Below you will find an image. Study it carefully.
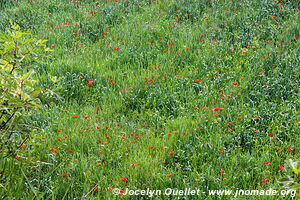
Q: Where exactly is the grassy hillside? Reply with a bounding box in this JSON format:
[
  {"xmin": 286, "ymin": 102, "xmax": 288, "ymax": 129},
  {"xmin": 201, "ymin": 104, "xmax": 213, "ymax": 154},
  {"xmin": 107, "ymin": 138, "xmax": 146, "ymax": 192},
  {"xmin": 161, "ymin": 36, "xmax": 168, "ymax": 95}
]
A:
[{"xmin": 0, "ymin": 0, "xmax": 299, "ymax": 199}]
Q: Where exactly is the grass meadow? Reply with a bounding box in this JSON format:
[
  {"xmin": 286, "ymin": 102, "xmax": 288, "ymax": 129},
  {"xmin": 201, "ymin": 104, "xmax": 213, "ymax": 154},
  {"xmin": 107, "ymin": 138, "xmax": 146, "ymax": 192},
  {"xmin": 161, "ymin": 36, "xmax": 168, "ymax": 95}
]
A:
[{"xmin": 0, "ymin": 0, "xmax": 299, "ymax": 199}]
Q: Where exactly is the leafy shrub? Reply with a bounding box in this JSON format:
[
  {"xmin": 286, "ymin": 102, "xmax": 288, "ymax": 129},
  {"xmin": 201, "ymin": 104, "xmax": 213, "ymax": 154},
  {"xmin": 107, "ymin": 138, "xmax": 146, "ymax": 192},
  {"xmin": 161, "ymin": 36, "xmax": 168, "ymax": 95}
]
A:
[{"xmin": 0, "ymin": 23, "xmax": 51, "ymax": 157}]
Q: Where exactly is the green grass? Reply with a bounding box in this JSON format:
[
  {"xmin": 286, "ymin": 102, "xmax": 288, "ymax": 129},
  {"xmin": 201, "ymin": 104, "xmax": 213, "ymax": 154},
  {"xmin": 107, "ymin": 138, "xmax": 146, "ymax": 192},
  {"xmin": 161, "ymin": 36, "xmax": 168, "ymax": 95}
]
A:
[{"xmin": 0, "ymin": 0, "xmax": 299, "ymax": 199}]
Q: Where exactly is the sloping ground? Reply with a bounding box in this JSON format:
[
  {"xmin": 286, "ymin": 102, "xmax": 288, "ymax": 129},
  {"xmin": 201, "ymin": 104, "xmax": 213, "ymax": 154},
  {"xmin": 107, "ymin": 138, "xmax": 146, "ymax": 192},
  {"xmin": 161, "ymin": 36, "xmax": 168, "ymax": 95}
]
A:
[{"xmin": 0, "ymin": 0, "xmax": 299, "ymax": 199}]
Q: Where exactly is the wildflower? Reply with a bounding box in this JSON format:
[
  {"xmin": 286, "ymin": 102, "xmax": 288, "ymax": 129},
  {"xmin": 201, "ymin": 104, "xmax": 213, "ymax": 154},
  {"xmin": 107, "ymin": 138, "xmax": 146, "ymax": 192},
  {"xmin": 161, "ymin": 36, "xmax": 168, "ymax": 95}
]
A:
[
  {"xmin": 262, "ymin": 179, "xmax": 269, "ymax": 183},
  {"xmin": 211, "ymin": 107, "xmax": 223, "ymax": 112},
  {"xmin": 67, "ymin": 149, "xmax": 73, "ymax": 153},
  {"xmin": 220, "ymin": 169, "xmax": 225, "ymax": 174},
  {"xmin": 279, "ymin": 166, "xmax": 284, "ymax": 171},
  {"xmin": 83, "ymin": 116, "xmax": 89, "ymax": 120},
  {"xmin": 228, "ymin": 122, "xmax": 233, "ymax": 126},
  {"xmin": 73, "ymin": 115, "xmax": 79, "ymax": 119},
  {"xmin": 232, "ymin": 82, "xmax": 239, "ymax": 87},
  {"xmin": 114, "ymin": 47, "xmax": 120, "ymax": 51},
  {"xmin": 149, "ymin": 146, "xmax": 155, "ymax": 149},
  {"xmin": 287, "ymin": 148, "xmax": 293, "ymax": 152},
  {"xmin": 169, "ymin": 151, "xmax": 174, "ymax": 155},
  {"xmin": 130, "ymin": 133, "xmax": 134, "ymax": 137},
  {"xmin": 276, "ymin": 147, "xmax": 281, "ymax": 151},
  {"xmin": 87, "ymin": 80, "xmax": 93, "ymax": 87},
  {"xmin": 61, "ymin": 173, "xmax": 68, "ymax": 178},
  {"xmin": 121, "ymin": 177, "xmax": 127, "ymax": 182},
  {"xmin": 265, "ymin": 162, "xmax": 271, "ymax": 166},
  {"xmin": 268, "ymin": 133, "xmax": 273, "ymax": 137},
  {"xmin": 167, "ymin": 173, "xmax": 173, "ymax": 177},
  {"xmin": 119, "ymin": 190, "xmax": 125, "ymax": 195},
  {"xmin": 195, "ymin": 79, "xmax": 201, "ymax": 83},
  {"xmin": 219, "ymin": 150, "xmax": 225, "ymax": 154},
  {"xmin": 15, "ymin": 155, "xmax": 21, "ymax": 159}
]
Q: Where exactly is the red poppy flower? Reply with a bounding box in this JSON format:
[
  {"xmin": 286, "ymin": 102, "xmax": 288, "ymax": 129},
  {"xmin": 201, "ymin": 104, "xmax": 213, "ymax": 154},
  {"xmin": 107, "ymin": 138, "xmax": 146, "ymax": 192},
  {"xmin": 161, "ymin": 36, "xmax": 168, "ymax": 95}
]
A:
[
  {"xmin": 94, "ymin": 187, "xmax": 100, "ymax": 192},
  {"xmin": 130, "ymin": 133, "xmax": 134, "ymax": 137},
  {"xmin": 67, "ymin": 149, "xmax": 73, "ymax": 153},
  {"xmin": 279, "ymin": 166, "xmax": 284, "ymax": 171},
  {"xmin": 268, "ymin": 133, "xmax": 273, "ymax": 137},
  {"xmin": 212, "ymin": 107, "xmax": 223, "ymax": 112},
  {"xmin": 61, "ymin": 173, "xmax": 68, "ymax": 178},
  {"xmin": 15, "ymin": 155, "xmax": 21, "ymax": 159},
  {"xmin": 169, "ymin": 151, "xmax": 174, "ymax": 155},
  {"xmin": 219, "ymin": 150, "xmax": 225, "ymax": 154},
  {"xmin": 121, "ymin": 177, "xmax": 127, "ymax": 182},
  {"xmin": 83, "ymin": 116, "xmax": 89, "ymax": 120},
  {"xmin": 228, "ymin": 122, "xmax": 233, "ymax": 126},
  {"xmin": 220, "ymin": 169, "xmax": 225, "ymax": 174},
  {"xmin": 232, "ymin": 82, "xmax": 239, "ymax": 87},
  {"xmin": 287, "ymin": 148, "xmax": 293, "ymax": 152},
  {"xmin": 87, "ymin": 80, "xmax": 93, "ymax": 87},
  {"xmin": 114, "ymin": 47, "xmax": 120, "ymax": 51},
  {"xmin": 265, "ymin": 162, "xmax": 271, "ymax": 166},
  {"xmin": 149, "ymin": 146, "xmax": 155, "ymax": 149},
  {"xmin": 195, "ymin": 79, "xmax": 201, "ymax": 83},
  {"xmin": 276, "ymin": 147, "xmax": 281, "ymax": 151},
  {"xmin": 167, "ymin": 173, "xmax": 173, "ymax": 177},
  {"xmin": 73, "ymin": 115, "xmax": 79, "ymax": 119},
  {"xmin": 262, "ymin": 179, "xmax": 269, "ymax": 183}
]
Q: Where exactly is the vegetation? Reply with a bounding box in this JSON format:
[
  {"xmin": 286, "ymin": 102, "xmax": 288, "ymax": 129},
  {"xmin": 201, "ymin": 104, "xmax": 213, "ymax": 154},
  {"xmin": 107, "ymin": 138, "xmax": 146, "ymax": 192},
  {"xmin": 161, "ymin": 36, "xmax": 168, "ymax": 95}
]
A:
[{"xmin": 0, "ymin": 0, "xmax": 299, "ymax": 199}]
